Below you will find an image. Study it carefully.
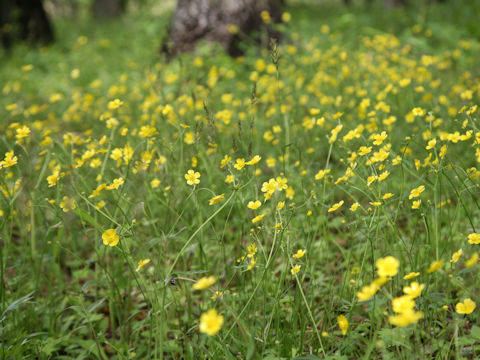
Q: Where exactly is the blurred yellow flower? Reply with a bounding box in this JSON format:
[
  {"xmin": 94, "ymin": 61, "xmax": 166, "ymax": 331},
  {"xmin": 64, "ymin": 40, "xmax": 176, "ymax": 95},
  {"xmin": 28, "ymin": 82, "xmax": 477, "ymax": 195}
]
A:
[
  {"xmin": 193, "ymin": 276, "xmax": 216, "ymax": 290},
  {"xmin": 199, "ymin": 309, "xmax": 224, "ymax": 336},
  {"xmin": 376, "ymin": 256, "xmax": 399, "ymax": 277},
  {"xmin": 337, "ymin": 315, "xmax": 348, "ymax": 335},
  {"xmin": 455, "ymin": 298, "xmax": 476, "ymax": 314},
  {"xmin": 102, "ymin": 229, "xmax": 119, "ymax": 247}
]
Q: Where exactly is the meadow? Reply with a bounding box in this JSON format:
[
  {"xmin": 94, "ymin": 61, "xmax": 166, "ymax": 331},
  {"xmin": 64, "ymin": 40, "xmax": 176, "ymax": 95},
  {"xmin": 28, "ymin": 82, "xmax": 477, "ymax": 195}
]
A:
[{"xmin": 1, "ymin": 1, "xmax": 480, "ymax": 358}]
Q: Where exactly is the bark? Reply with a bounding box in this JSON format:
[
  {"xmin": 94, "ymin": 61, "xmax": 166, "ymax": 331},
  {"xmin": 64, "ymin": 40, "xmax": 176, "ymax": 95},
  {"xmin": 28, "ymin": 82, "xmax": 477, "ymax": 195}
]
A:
[
  {"xmin": 162, "ymin": 0, "xmax": 282, "ymax": 57},
  {"xmin": 92, "ymin": 0, "xmax": 126, "ymax": 18},
  {"xmin": 1, "ymin": 0, "xmax": 54, "ymax": 50},
  {"xmin": 384, "ymin": 0, "xmax": 407, "ymax": 8}
]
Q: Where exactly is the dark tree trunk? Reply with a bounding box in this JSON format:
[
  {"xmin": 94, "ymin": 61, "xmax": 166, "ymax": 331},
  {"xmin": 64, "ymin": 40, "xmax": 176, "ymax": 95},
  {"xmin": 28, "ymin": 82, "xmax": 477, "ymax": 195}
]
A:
[
  {"xmin": 92, "ymin": 0, "xmax": 127, "ymax": 18},
  {"xmin": 384, "ymin": 0, "xmax": 407, "ymax": 8},
  {"xmin": 1, "ymin": 0, "xmax": 54, "ymax": 50},
  {"xmin": 162, "ymin": 0, "xmax": 282, "ymax": 57}
]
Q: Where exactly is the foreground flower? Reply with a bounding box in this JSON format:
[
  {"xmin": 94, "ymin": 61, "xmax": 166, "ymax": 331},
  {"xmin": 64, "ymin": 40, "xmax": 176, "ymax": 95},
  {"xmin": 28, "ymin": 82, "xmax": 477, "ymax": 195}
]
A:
[
  {"xmin": 247, "ymin": 200, "xmax": 262, "ymax": 210},
  {"xmin": 0, "ymin": 150, "xmax": 18, "ymax": 168},
  {"xmin": 59, "ymin": 196, "xmax": 76, "ymax": 213},
  {"xmin": 246, "ymin": 155, "xmax": 261, "ymax": 165},
  {"xmin": 403, "ymin": 282, "xmax": 425, "ymax": 299},
  {"xmin": 403, "ymin": 272, "xmax": 420, "ymax": 280},
  {"xmin": 450, "ymin": 249, "xmax": 463, "ymax": 263},
  {"xmin": 392, "ymin": 295, "xmax": 415, "ymax": 314},
  {"xmin": 376, "ymin": 256, "xmax": 399, "ymax": 278},
  {"xmin": 467, "ymin": 233, "xmax": 480, "ymax": 245},
  {"xmin": 328, "ymin": 200, "xmax": 344, "ymax": 213},
  {"xmin": 185, "ymin": 169, "xmax": 201, "ymax": 186},
  {"xmin": 193, "ymin": 276, "xmax": 216, "ymax": 290},
  {"xmin": 356, "ymin": 282, "xmax": 380, "ymax": 302},
  {"xmin": 252, "ymin": 214, "xmax": 266, "ymax": 223},
  {"xmin": 337, "ymin": 315, "xmax": 348, "ymax": 335},
  {"xmin": 388, "ymin": 310, "xmax": 424, "ymax": 327},
  {"xmin": 409, "ymin": 185, "xmax": 425, "ymax": 199},
  {"xmin": 290, "ymin": 264, "xmax": 301, "ymax": 275},
  {"xmin": 199, "ymin": 309, "xmax": 224, "ymax": 336},
  {"xmin": 209, "ymin": 193, "xmax": 225, "ymax": 205},
  {"xmin": 293, "ymin": 249, "xmax": 306, "ymax": 259},
  {"xmin": 136, "ymin": 259, "xmax": 150, "ymax": 271},
  {"xmin": 102, "ymin": 229, "xmax": 120, "ymax": 247},
  {"xmin": 455, "ymin": 298, "xmax": 476, "ymax": 314},
  {"xmin": 465, "ymin": 252, "xmax": 478, "ymax": 267},
  {"xmin": 426, "ymin": 259, "xmax": 443, "ymax": 273}
]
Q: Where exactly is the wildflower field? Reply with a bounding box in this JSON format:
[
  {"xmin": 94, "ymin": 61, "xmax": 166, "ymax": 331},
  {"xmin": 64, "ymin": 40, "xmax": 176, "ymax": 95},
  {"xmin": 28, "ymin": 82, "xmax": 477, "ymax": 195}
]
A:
[{"xmin": 1, "ymin": 1, "xmax": 480, "ymax": 358}]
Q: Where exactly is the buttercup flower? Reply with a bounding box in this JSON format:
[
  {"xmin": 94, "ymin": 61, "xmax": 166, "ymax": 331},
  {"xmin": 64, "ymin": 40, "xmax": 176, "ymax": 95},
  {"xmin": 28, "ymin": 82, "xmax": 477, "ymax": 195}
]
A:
[
  {"xmin": 199, "ymin": 309, "xmax": 224, "ymax": 336},
  {"xmin": 102, "ymin": 229, "xmax": 119, "ymax": 247}
]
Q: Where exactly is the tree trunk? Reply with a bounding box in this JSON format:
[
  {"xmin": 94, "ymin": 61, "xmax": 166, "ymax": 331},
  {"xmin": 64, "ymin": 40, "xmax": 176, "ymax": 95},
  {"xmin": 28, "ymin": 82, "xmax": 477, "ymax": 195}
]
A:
[
  {"xmin": 384, "ymin": 0, "xmax": 407, "ymax": 8},
  {"xmin": 162, "ymin": 0, "xmax": 282, "ymax": 57},
  {"xmin": 92, "ymin": 0, "xmax": 126, "ymax": 18},
  {"xmin": 1, "ymin": 0, "xmax": 54, "ymax": 50}
]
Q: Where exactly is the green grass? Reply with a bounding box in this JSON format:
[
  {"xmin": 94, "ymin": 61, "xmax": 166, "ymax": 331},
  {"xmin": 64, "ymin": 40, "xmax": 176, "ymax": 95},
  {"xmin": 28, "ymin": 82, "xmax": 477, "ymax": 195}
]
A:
[{"xmin": 1, "ymin": 0, "xmax": 480, "ymax": 358}]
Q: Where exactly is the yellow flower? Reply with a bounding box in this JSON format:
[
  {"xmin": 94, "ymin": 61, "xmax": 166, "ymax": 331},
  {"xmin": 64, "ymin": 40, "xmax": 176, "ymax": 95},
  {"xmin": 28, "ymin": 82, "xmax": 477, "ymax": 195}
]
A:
[
  {"xmin": 252, "ymin": 214, "xmax": 266, "ymax": 223},
  {"xmin": 0, "ymin": 151, "xmax": 18, "ymax": 168},
  {"xmin": 47, "ymin": 171, "xmax": 60, "ymax": 187},
  {"xmin": 220, "ymin": 154, "xmax": 231, "ymax": 168},
  {"xmin": 108, "ymin": 98, "xmax": 123, "ymax": 109},
  {"xmin": 293, "ymin": 249, "xmax": 306, "ymax": 259},
  {"xmin": 193, "ymin": 276, "xmax": 216, "ymax": 290},
  {"xmin": 106, "ymin": 178, "xmax": 124, "ymax": 190},
  {"xmin": 136, "ymin": 259, "xmax": 150, "ymax": 271},
  {"xmin": 403, "ymin": 282, "xmax": 424, "ymax": 299},
  {"xmin": 276, "ymin": 201, "xmax": 285, "ymax": 211},
  {"xmin": 261, "ymin": 178, "xmax": 278, "ymax": 194},
  {"xmin": 392, "ymin": 295, "xmax": 415, "ymax": 313},
  {"xmin": 247, "ymin": 200, "xmax": 262, "ymax": 210},
  {"xmin": 139, "ymin": 125, "xmax": 158, "ymax": 138},
  {"xmin": 409, "ymin": 185, "xmax": 425, "ymax": 199},
  {"xmin": 246, "ymin": 155, "xmax": 261, "ymax": 165},
  {"xmin": 16, "ymin": 125, "xmax": 31, "ymax": 140},
  {"xmin": 450, "ymin": 249, "xmax": 463, "ymax": 263},
  {"xmin": 356, "ymin": 282, "xmax": 380, "ymax": 302},
  {"xmin": 290, "ymin": 264, "xmax": 301, "ymax": 275},
  {"xmin": 465, "ymin": 252, "xmax": 478, "ymax": 268},
  {"xmin": 328, "ymin": 200, "xmax": 344, "ymax": 213},
  {"xmin": 89, "ymin": 183, "xmax": 106, "ymax": 198},
  {"xmin": 369, "ymin": 201, "xmax": 382, "ymax": 207},
  {"xmin": 426, "ymin": 259, "xmax": 443, "ymax": 273},
  {"xmin": 329, "ymin": 124, "xmax": 343, "ymax": 144},
  {"xmin": 225, "ymin": 174, "xmax": 234, "ymax": 183},
  {"xmin": 411, "ymin": 200, "xmax": 421, "ymax": 209},
  {"xmin": 350, "ymin": 202, "xmax": 359, "ymax": 211},
  {"xmin": 315, "ymin": 169, "xmax": 330, "ymax": 180},
  {"xmin": 358, "ymin": 146, "xmax": 372, "ymax": 156},
  {"xmin": 234, "ymin": 158, "xmax": 245, "ymax": 170},
  {"xmin": 403, "ymin": 272, "xmax": 420, "ymax": 280},
  {"xmin": 337, "ymin": 314, "xmax": 348, "ymax": 335},
  {"xmin": 59, "ymin": 196, "xmax": 76, "ymax": 213},
  {"xmin": 209, "ymin": 193, "xmax": 225, "ymax": 205},
  {"xmin": 388, "ymin": 310, "xmax": 424, "ymax": 327},
  {"xmin": 467, "ymin": 233, "xmax": 480, "ymax": 245},
  {"xmin": 102, "ymin": 229, "xmax": 119, "ymax": 247},
  {"xmin": 426, "ymin": 138, "xmax": 437, "ymax": 150},
  {"xmin": 210, "ymin": 291, "xmax": 223, "ymax": 300},
  {"xmin": 185, "ymin": 169, "xmax": 201, "ymax": 186},
  {"xmin": 382, "ymin": 193, "xmax": 394, "ymax": 200},
  {"xmin": 281, "ymin": 12, "xmax": 291, "ymax": 22},
  {"xmin": 150, "ymin": 178, "xmax": 161, "ymax": 189},
  {"xmin": 376, "ymin": 256, "xmax": 399, "ymax": 278},
  {"xmin": 199, "ymin": 309, "xmax": 224, "ymax": 336},
  {"xmin": 455, "ymin": 298, "xmax": 476, "ymax": 314}
]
